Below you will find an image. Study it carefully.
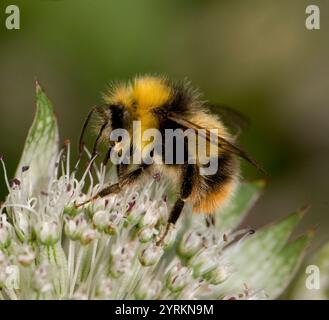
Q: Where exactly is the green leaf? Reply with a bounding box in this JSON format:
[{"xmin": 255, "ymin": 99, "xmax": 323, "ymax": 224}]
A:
[
  {"xmin": 15, "ymin": 81, "xmax": 59, "ymax": 193},
  {"xmin": 216, "ymin": 207, "xmax": 311, "ymax": 299},
  {"xmin": 216, "ymin": 180, "xmax": 265, "ymax": 231},
  {"xmin": 289, "ymin": 241, "xmax": 329, "ymax": 300},
  {"xmin": 261, "ymin": 234, "xmax": 311, "ymax": 298}
]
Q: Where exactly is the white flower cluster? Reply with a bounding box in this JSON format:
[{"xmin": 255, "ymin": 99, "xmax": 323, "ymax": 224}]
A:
[{"xmin": 0, "ymin": 146, "xmax": 264, "ymax": 300}]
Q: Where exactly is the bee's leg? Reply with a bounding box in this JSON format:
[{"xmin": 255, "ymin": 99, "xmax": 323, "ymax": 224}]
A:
[
  {"xmin": 117, "ymin": 163, "xmax": 129, "ymax": 179},
  {"xmin": 91, "ymin": 122, "xmax": 108, "ymax": 159},
  {"xmin": 205, "ymin": 215, "xmax": 216, "ymax": 227},
  {"xmin": 102, "ymin": 146, "xmax": 113, "ymax": 167},
  {"xmin": 156, "ymin": 164, "xmax": 195, "ymax": 245},
  {"xmin": 85, "ymin": 121, "xmax": 109, "ymax": 173},
  {"xmin": 156, "ymin": 200, "xmax": 185, "ymax": 246},
  {"xmin": 75, "ymin": 164, "xmax": 148, "ymax": 208}
]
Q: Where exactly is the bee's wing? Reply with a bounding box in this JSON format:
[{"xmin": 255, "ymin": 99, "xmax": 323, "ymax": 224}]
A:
[
  {"xmin": 167, "ymin": 113, "xmax": 266, "ymax": 174},
  {"xmin": 207, "ymin": 104, "xmax": 250, "ymax": 138}
]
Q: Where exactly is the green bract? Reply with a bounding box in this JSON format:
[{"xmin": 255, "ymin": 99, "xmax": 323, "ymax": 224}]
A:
[{"xmin": 290, "ymin": 240, "xmax": 328, "ymax": 299}]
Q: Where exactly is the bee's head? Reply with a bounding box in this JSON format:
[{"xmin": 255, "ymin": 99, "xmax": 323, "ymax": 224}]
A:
[
  {"xmin": 104, "ymin": 76, "xmax": 173, "ymax": 116},
  {"xmin": 78, "ymin": 103, "xmax": 131, "ymax": 157},
  {"xmin": 92, "ymin": 103, "xmax": 133, "ymax": 154},
  {"xmin": 79, "ymin": 76, "xmax": 173, "ymax": 157}
]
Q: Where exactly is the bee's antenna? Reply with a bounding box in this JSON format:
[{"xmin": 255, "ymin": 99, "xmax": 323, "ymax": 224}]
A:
[
  {"xmin": 78, "ymin": 105, "xmax": 104, "ymax": 160},
  {"xmin": 91, "ymin": 122, "xmax": 108, "ymax": 159},
  {"xmin": 79, "ymin": 106, "xmax": 95, "ymax": 158}
]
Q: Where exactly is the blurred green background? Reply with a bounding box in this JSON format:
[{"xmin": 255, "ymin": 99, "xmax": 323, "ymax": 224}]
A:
[{"xmin": 0, "ymin": 0, "xmax": 328, "ymax": 247}]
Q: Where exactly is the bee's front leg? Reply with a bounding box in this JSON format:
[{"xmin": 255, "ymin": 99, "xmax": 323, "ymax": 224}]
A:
[
  {"xmin": 75, "ymin": 163, "xmax": 148, "ymax": 208},
  {"xmin": 156, "ymin": 198, "xmax": 185, "ymax": 246}
]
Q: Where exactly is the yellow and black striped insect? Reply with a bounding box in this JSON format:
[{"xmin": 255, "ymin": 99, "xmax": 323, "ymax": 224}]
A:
[{"xmin": 77, "ymin": 76, "xmax": 263, "ymax": 242}]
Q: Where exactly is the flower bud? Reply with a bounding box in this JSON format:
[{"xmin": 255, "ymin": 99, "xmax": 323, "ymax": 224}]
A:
[
  {"xmin": 108, "ymin": 257, "xmax": 125, "ymax": 279},
  {"xmin": 161, "ymin": 224, "xmax": 177, "ymax": 249},
  {"xmin": 157, "ymin": 202, "xmax": 168, "ymax": 225},
  {"xmin": 64, "ymin": 214, "xmax": 88, "ymax": 240},
  {"xmin": 204, "ymin": 265, "xmax": 230, "ymax": 285},
  {"xmin": 36, "ymin": 220, "xmax": 60, "ymax": 246},
  {"xmin": 80, "ymin": 229, "xmax": 99, "ymax": 245},
  {"xmin": 178, "ymin": 231, "xmax": 203, "ymax": 259},
  {"xmin": 166, "ymin": 263, "xmax": 191, "ymax": 292},
  {"xmin": 126, "ymin": 206, "xmax": 144, "ymax": 225},
  {"xmin": 138, "ymin": 227, "xmax": 156, "ymax": 243},
  {"xmin": 140, "ymin": 205, "xmax": 159, "ymax": 228},
  {"xmin": 139, "ymin": 244, "xmax": 163, "ymax": 266},
  {"xmin": 106, "ymin": 211, "xmax": 123, "ymax": 235},
  {"xmin": 14, "ymin": 211, "xmax": 30, "ymax": 241},
  {"xmin": 18, "ymin": 245, "xmax": 36, "ymax": 266},
  {"xmin": 190, "ymin": 250, "xmax": 217, "ymax": 277},
  {"xmin": 93, "ymin": 210, "xmax": 109, "ymax": 232}
]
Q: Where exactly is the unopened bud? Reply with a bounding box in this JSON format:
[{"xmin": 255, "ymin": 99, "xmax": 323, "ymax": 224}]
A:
[
  {"xmin": 80, "ymin": 229, "xmax": 98, "ymax": 245},
  {"xmin": 190, "ymin": 250, "xmax": 217, "ymax": 277},
  {"xmin": 204, "ymin": 265, "xmax": 230, "ymax": 285},
  {"xmin": 64, "ymin": 214, "xmax": 88, "ymax": 240},
  {"xmin": 36, "ymin": 220, "xmax": 60, "ymax": 246},
  {"xmin": 161, "ymin": 224, "xmax": 177, "ymax": 249},
  {"xmin": 93, "ymin": 210, "xmax": 109, "ymax": 232},
  {"xmin": 126, "ymin": 206, "xmax": 144, "ymax": 225},
  {"xmin": 138, "ymin": 227, "xmax": 156, "ymax": 243},
  {"xmin": 139, "ymin": 244, "xmax": 163, "ymax": 266},
  {"xmin": 106, "ymin": 211, "xmax": 123, "ymax": 235},
  {"xmin": 178, "ymin": 231, "xmax": 203, "ymax": 259},
  {"xmin": 166, "ymin": 263, "xmax": 191, "ymax": 292},
  {"xmin": 18, "ymin": 245, "xmax": 36, "ymax": 266},
  {"xmin": 14, "ymin": 211, "xmax": 30, "ymax": 241},
  {"xmin": 157, "ymin": 202, "xmax": 168, "ymax": 224}
]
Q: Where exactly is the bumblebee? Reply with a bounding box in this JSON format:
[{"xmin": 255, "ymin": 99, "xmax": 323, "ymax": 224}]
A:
[{"xmin": 77, "ymin": 76, "xmax": 263, "ymax": 242}]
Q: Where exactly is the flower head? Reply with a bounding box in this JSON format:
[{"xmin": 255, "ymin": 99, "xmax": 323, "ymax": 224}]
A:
[{"xmin": 0, "ymin": 83, "xmax": 311, "ymax": 300}]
